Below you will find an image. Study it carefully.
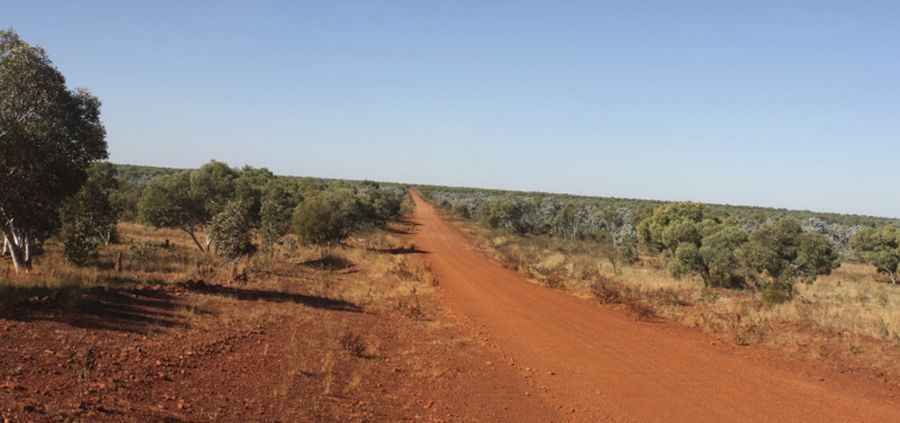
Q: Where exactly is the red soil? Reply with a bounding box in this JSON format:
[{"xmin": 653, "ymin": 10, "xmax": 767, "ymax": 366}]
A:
[{"xmin": 410, "ymin": 189, "xmax": 900, "ymax": 422}]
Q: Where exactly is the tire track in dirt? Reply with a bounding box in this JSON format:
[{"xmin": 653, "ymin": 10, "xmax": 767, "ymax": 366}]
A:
[{"xmin": 409, "ymin": 189, "xmax": 900, "ymax": 423}]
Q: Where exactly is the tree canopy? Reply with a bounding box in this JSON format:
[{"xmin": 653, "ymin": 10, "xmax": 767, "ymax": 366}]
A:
[
  {"xmin": 851, "ymin": 225, "xmax": 900, "ymax": 284},
  {"xmin": 0, "ymin": 30, "xmax": 108, "ymax": 271}
]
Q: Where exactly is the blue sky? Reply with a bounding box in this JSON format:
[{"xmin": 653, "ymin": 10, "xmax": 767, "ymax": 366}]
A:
[{"xmin": 6, "ymin": 1, "xmax": 900, "ymax": 217}]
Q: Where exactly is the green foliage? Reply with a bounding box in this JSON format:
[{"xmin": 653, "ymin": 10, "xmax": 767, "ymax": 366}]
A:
[
  {"xmin": 0, "ymin": 30, "xmax": 108, "ymax": 271},
  {"xmin": 234, "ymin": 166, "xmax": 275, "ymax": 227},
  {"xmin": 741, "ymin": 218, "xmax": 839, "ymax": 288},
  {"xmin": 453, "ymin": 203, "xmax": 471, "ymax": 219},
  {"xmin": 588, "ymin": 207, "xmax": 639, "ymax": 273},
  {"xmin": 638, "ymin": 202, "xmax": 707, "ymax": 255},
  {"xmin": 481, "ymin": 197, "xmax": 533, "ymax": 235},
  {"xmin": 671, "ymin": 224, "xmax": 749, "ymax": 288},
  {"xmin": 59, "ymin": 213, "xmax": 98, "ymax": 265},
  {"xmin": 292, "ymin": 189, "xmax": 361, "ymax": 246},
  {"xmin": 260, "ymin": 179, "xmax": 303, "ymax": 249},
  {"xmin": 208, "ymin": 200, "xmax": 255, "ymax": 259},
  {"xmin": 190, "ymin": 160, "xmax": 237, "ymax": 217},
  {"xmin": 139, "ymin": 172, "xmax": 203, "ymax": 233},
  {"xmin": 138, "ymin": 161, "xmax": 238, "ymax": 251},
  {"xmin": 355, "ymin": 183, "xmax": 405, "ymax": 228},
  {"xmin": 850, "ymin": 225, "xmax": 900, "ymax": 284},
  {"xmin": 59, "ymin": 162, "xmax": 122, "ymax": 265}
]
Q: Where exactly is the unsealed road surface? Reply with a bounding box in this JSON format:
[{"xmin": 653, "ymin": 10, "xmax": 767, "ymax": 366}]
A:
[{"xmin": 409, "ymin": 189, "xmax": 900, "ymax": 423}]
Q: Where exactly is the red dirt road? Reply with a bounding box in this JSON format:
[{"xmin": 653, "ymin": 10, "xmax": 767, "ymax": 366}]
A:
[{"xmin": 409, "ymin": 190, "xmax": 900, "ymax": 423}]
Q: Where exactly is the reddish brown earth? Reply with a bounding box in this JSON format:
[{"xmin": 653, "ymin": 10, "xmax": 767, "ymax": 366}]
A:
[
  {"xmin": 409, "ymin": 189, "xmax": 900, "ymax": 423},
  {"xmin": 3, "ymin": 194, "xmax": 899, "ymax": 422}
]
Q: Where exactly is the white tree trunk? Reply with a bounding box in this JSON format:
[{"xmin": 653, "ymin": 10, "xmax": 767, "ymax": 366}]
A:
[
  {"xmin": 1, "ymin": 232, "xmax": 23, "ymax": 273},
  {"xmin": 22, "ymin": 234, "xmax": 31, "ymax": 265}
]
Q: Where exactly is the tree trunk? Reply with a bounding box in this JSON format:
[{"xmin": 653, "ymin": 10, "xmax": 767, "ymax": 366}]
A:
[
  {"xmin": 22, "ymin": 234, "xmax": 31, "ymax": 268},
  {"xmin": 1, "ymin": 231, "xmax": 24, "ymax": 273},
  {"xmin": 890, "ymin": 272, "xmax": 898, "ymax": 285},
  {"xmin": 184, "ymin": 228, "xmax": 207, "ymax": 252},
  {"xmin": 97, "ymin": 229, "xmax": 111, "ymax": 246}
]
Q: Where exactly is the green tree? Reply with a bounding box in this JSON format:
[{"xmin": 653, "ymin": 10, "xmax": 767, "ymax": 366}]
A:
[
  {"xmin": 292, "ymin": 189, "xmax": 361, "ymax": 247},
  {"xmin": 59, "ymin": 162, "xmax": 122, "ymax": 265},
  {"xmin": 138, "ymin": 161, "xmax": 238, "ymax": 252},
  {"xmin": 481, "ymin": 197, "xmax": 533, "ymax": 235},
  {"xmin": 190, "ymin": 160, "xmax": 237, "ymax": 217},
  {"xmin": 638, "ymin": 202, "xmax": 706, "ymax": 255},
  {"xmin": 850, "ymin": 225, "xmax": 900, "ymax": 284},
  {"xmin": 588, "ymin": 207, "xmax": 639, "ymax": 274},
  {"xmin": 234, "ymin": 166, "xmax": 275, "ymax": 227},
  {"xmin": 672, "ymin": 224, "xmax": 749, "ymax": 288},
  {"xmin": 260, "ymin": 179, "xmax": 302, "ymax": 250},
  {"xmin": 208, "ymin": 200, "xmax": 255, "ymax": 259},
  {"xmin": 740, "ymin": 218, "xmax": 839, "ymax": 299},
  {"xmin": 0, "ymin": 30, "xmax": 108, "ymax": 272}
]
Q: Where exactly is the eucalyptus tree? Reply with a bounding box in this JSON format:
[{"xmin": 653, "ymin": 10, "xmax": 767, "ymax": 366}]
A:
[
  {"xmin": 0, "ymin": 30, "xmax": 108, "ymax": 271},
  {"xmin": 850, "ymin": 225, "xmax": 900, "ymax": 284},
  {"xmin": 138, "ymin": 161, "xmax": 237, "ymax": 252},
  {"xmin": 588, "ymin": 206, "xmax": 639, "ymax": 274},
  {"xmin": 739, "ymin": 218, "xmax": 839, "ymax": 300}
]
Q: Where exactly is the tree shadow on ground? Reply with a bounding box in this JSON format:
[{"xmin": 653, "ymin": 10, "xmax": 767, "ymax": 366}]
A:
[
  {"xmin": 0, "ymin": 282, "xmax": 207, "ymax": 334},
  {"xmin": 300, "ymin": 254, "xmax": 355, "ymax": 271},
  {"xmin": 369, "ymin": 246, "xmax": 430, "ymax": 255},
  {"xmin": 178, "ymin": 280, "xmax": 362, "ymax": 313},
  {"xmin": 382, "ymin": 226, "xmax": 415, "ymax": 235}
]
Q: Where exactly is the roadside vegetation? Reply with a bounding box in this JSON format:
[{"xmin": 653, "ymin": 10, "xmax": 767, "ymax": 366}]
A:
[{"xmin": 419, "ymin": 186, "xmax": 900, "ymax": 380}]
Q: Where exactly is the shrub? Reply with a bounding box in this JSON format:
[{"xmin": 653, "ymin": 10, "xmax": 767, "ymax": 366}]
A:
[
  {"xmin": 740, "ymin": 218, "xmax": 839, "ymax": 289},
  {"xmin": 850, "ymin": 225, "xmax": 900, "ymax": 284},
  {"xmin": 208, "ymin": 200, "xmax": 255, "ymax": 260},
  {"xmin": 260, "ymin": 180, "xmax": 302, "ymax": 250},
  {"xmin": 481, "ymin": 197, "xmax": 534, "ymax": 235},
  {"xmin": 60, "ymin": 217, "xmax": 99, "ymax": 266},
  {"xmin": 591, "ymin": 275, "xmax": 630, "ymax": 304},
  {"xmin": 59, "ymin": 163, "xmax": 123, "ymax": 265},
  {"xmin": 292, "ymin": 189, "xmax": 361, "ymax": 247},
  {"xmin": 671, "ymin": 224, "xmax": 749, "ymax": 288}
]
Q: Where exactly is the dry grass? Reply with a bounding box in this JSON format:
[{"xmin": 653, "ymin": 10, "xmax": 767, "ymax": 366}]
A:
[{"xmin": 0, "ymin": 221, "xmax": 436, "ymax": 322}]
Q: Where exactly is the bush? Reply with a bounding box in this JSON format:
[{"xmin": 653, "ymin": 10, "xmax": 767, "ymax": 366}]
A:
[
  {"xmin": 60, "ymin": 217, "xmax": 99, "ymax": 266},
  {"xmin": 208, "ymin": 201, "xmax": 255, "ymax": 259},
  {"xmin": 260, "ymin": 180, "xmax": 302, "ymax": 250},
  {"xmin": 740, "ymin": 218, "xmax": 839, "ymax": 291},
  {"xmin": 591, "ymin": 275, "xmax": 631, "ymax": 304},
  {"xmin": 481, "ymin": 197, "xmax": 533, "ymax": 235},
  {"xmin": 850, "ymin": 225, "xmax": 900, "ymax": 284},
  {"xmin": 292, "ymin": 189, "xmax": 361, "ymax": 247}
]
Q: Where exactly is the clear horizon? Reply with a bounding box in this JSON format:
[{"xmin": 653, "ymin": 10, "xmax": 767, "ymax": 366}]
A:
[{"xmin": 8, "ymin": 1, "xmax": 900, "ymax": 218}]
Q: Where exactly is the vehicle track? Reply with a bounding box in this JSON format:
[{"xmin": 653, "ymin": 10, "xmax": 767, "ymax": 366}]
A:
[{"xmin": 409, "ymin": 189, "xmax": 900, "ymax": 422}]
